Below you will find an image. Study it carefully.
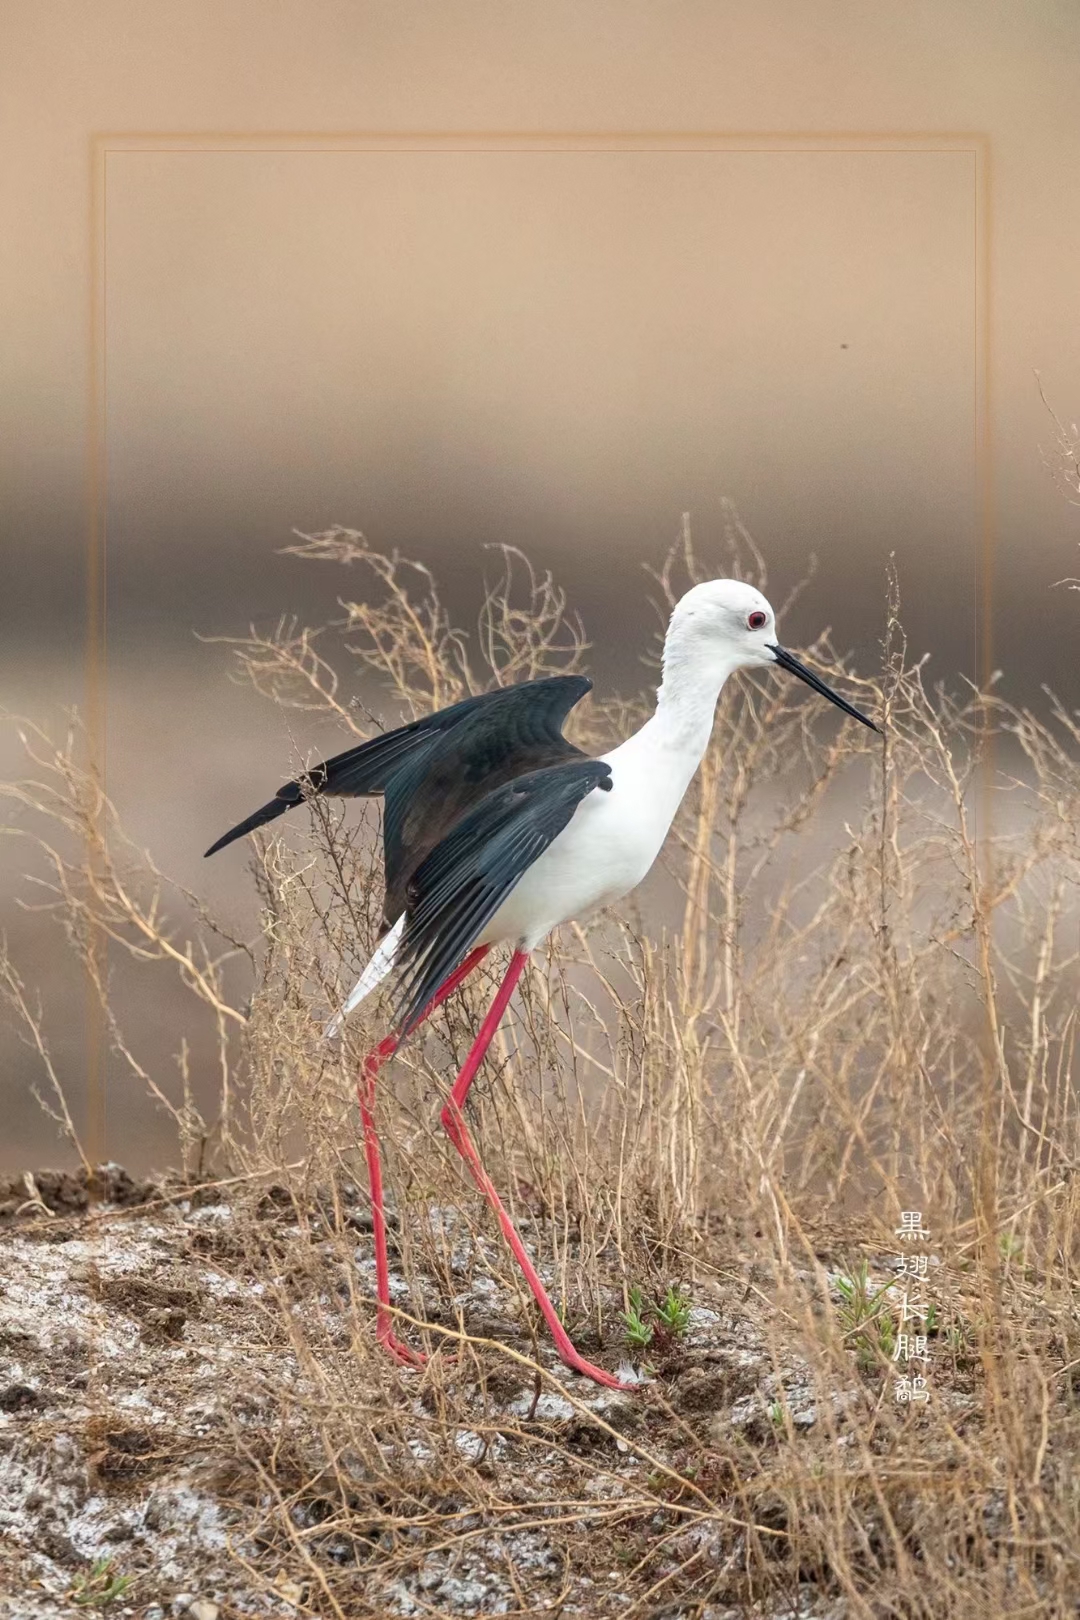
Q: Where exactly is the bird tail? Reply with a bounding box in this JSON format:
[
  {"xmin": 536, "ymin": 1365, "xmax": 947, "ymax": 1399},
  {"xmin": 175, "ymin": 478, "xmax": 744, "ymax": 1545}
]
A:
[{"xmin": 324, "ymin": 916, "xmax": 405, "ymax": 1039}]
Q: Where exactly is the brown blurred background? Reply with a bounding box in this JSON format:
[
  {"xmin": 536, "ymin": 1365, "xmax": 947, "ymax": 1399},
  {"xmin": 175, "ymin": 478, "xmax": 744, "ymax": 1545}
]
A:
[{"xmin": 2, "ymin": 2, "xmax": 1079, "ymax": 1171}]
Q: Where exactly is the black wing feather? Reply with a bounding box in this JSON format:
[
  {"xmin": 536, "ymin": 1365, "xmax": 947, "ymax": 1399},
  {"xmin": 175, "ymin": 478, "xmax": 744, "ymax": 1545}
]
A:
[
  {"xmin": 380, "ymin": 676, "xmax": 590, "ymax": 915},
  {"xmin": 391, "ymin": 757, "xmax": 612, "ymax": 1035},
  {"xmin": 203, "ymin": 676, "xmax": 591, "ymax": 860},
  {"xmin": 202, "ymin": 702, "xmax": 474, "ymax": 856}
]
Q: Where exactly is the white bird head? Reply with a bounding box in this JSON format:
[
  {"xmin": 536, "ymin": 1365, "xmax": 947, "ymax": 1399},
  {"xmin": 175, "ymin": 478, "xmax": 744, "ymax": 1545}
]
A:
[{"xmin": 665, "ymin": 578, "xmax": 879, "ymax": 732}]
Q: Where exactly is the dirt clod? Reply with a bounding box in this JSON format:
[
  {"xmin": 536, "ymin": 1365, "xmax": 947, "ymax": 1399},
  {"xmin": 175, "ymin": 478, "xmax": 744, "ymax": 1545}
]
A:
[{"xmin": 0, "ymin": 1384, "xmax": 40, "ymax": 1412}]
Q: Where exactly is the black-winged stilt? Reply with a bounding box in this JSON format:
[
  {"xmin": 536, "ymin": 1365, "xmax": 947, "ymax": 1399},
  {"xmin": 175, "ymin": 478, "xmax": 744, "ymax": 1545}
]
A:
[{"xmin": 207, "ymin": 579, "xmax": 878, "ymax": 1387}]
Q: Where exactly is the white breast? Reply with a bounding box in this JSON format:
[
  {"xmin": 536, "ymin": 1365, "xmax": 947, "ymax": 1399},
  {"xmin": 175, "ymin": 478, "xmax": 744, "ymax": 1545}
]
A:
[{"xmin": 480, "ymin": 725, "xmax": 701, "ymax": 950}]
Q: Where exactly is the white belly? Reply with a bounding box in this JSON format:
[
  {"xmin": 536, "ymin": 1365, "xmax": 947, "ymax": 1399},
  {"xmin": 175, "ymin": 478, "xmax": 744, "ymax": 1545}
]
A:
[{"xmin": 479, "ymin": 735, "xmax": 694, "ymax": 950}]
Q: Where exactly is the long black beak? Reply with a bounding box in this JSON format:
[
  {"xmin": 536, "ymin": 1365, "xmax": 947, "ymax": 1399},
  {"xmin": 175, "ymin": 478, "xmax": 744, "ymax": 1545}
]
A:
[{"xmin": 767, "ymin": 644, "xmax": 880, "ymax": 733}]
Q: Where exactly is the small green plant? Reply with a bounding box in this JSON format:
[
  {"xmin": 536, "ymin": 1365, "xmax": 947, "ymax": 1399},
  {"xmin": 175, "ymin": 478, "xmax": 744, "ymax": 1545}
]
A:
[
  {"xmin": 835, "ymin": 1259, "xmax": 879, "ymax": 1322},
  {"xmin": 1000, "ymin": 1231, "xmax": 1023, "ymax": 1262},
  {"xmin": 835, "ymin": 1260, "xmax": 897, "ymax": 1369},
  {"xmin": 622, "ymin": 1284, "xmax": 654, "ymax": 1351},
  {"xmin": 655, "ymin": 1285, "xmax": 693, "ymax": 1340},
  {"xmin": 946, "ymin": 1321, "xmax": 978, "ymax": 1366},
  {"xmin": 69, "ymin": 1560, "xmax": 135, "ymax": 1609},
  {"xmin": 622, "ymin": 1283, "xmax": 695, "ymax": 1353}
]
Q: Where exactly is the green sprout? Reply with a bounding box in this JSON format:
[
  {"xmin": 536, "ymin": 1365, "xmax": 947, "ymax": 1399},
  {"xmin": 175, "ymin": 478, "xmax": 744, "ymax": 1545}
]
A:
[
  {"xmin": 622, "ymin": 1284, "xmax": 654, "ymax": 1351},
  {"xmin": 947, "ymin": 1321, "xmax": 978, "ymax": 1365},
  {"xmin": 622, "ymin": 1282, "xmax": 695, "ymax": 1353},
  {"xmin": 655, "ymin": 1285, "xmax": 693, "ymax": 1340},
  {"xmin": 835, "ymin": 1260, "xmax": 896, "ymax": 1369},
  {"xmin": 70, "ymin": 1559, "xmax": 136, "ymax": 1609}
]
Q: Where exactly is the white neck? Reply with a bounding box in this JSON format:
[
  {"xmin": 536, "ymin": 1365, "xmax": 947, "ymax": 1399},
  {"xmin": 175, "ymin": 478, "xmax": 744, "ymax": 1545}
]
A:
[
  {"xmin": 652, "ymin": 641, "xmax": 737, "ymax": 755},
  {"xmin": 604, "ymin": 639, "xmax": 737, "ymax": 813}
]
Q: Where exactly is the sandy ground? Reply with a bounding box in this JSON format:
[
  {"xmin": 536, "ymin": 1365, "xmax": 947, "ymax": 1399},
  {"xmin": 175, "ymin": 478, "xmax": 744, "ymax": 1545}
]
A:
[{"xmin": 0, "ymin": 1164, "xmax": 922, "ymax": 1620}]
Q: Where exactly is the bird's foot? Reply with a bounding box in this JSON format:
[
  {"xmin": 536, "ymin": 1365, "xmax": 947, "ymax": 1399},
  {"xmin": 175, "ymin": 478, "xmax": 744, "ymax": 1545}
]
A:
[
  {"xmin": 557, "ymin": 1349, "xmax": 640, "ymax": 1392},
  {"xmin": 377, "ymin": 1322, "xmax": 461, "ymax": 1371},
  {"xmin": 377, "ymin": 1326, "xmax": 429, "ymax": 1368}
]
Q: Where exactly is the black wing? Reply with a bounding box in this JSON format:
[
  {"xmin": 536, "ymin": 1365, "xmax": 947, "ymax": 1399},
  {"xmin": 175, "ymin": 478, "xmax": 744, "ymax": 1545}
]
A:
[
  {"xmin": 204, "ymin": 676, "xmax": 592, "ymax": 884},
  {"xmin": 392, "ymin": 758, "xmax": 612, "ymax": 1035},
  {"xmin": 379, "ymin": 676, "xmax": 591, "ymax": 920}
]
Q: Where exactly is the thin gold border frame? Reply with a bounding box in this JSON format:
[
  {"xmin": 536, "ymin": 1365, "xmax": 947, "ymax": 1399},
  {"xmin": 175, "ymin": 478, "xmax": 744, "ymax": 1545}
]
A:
[{"xmin": 86, "ymin": 130, "xmax": 992, "ymax": 1164}]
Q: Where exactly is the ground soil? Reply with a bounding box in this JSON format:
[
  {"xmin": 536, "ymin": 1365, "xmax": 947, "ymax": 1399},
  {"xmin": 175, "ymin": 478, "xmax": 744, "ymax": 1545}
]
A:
[{"xmin": 0, "ymin": 1166, "xmax": 1025, "ymax": 1620}]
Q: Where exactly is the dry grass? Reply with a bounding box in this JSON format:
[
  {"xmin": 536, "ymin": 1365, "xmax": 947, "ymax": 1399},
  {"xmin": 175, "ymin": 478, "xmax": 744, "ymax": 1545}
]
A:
[{"xmin": 3, "ymin": 518, "xmax": 1080, "ymax": 1617}]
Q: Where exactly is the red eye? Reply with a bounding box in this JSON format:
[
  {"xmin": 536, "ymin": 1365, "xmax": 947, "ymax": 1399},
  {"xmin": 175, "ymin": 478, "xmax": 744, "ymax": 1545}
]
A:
[{"xmin": 748, "ymin": 611, "xmax": 767, "ymax": 630}]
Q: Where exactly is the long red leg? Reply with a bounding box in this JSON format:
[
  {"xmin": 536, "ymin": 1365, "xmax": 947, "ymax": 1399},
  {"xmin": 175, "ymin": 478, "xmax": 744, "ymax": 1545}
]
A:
[
  {"xmin": 358, "ymin": 944, "xmax": 489, "ymax": 1364},
  {"xmin": 440, "ymin": 951, "xmax": 633, "ymax": 1391}
]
